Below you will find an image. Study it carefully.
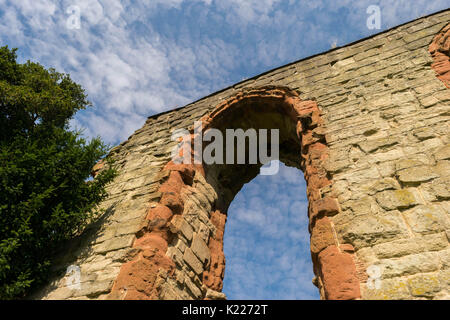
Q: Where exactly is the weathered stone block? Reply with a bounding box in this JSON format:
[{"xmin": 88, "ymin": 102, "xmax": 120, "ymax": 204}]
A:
[
  {"xmin": 372, "ymin": 148, "xmax": 405, "ymax": 163},
  {"xmin": 429, "ymin": 177, "xmax": 450, "ymax": 199},
  {"xmin": 433, "ymin": 144, "xmax": 450, "ymax": 161},
  {"xmin": 375, "ymin": 188, "xmax": 422, "ymax": 210},
  {"xmin": 166, "ymin": 247, "xmax": 184, "ymax": 267},
  {"xmin": 340, "ymin": 211, "xmax": 409, "ymax": 248},
  {"xmin": 81, "ymin": 258, "xmax": 113, "ymax": 273},
  {"xmin": 77, "ymin": 279, "xmax": 114, "ymax": 298},
  {"xmin": 193, "ymin": 171, "xmax": 218, "ymax": 204},
  {"xmin": 184, "ymin": 275, "xmax": 203, "ymax": 299},
  {"xmin": 439, "ymin": 269, "xmax": 450, "ymax": 287},
  {"xmin": 438, "ymin": 249, "xmax": 450, "ymax": 269},
  {"xmin": 183, "ymin": 248, "xmax": 204, "ymax": 275},
  {"xmin": 408, "ymin": 273, "xmax": 441, "ymax": 297},
  {"xmin": 402, "ymin": 204, "xmax": 450, "ymax": 235},
  {"xmin": 95, "ymin": 266, "xmax": 122, "ymax": 282},
  {"xmin": 174, "ymin": 238, "xmax": 187, "ymax": 253},
  {"xmin": 374, "ymin": 252, "xmax": 440, "ymax": 279},
  {"xmin": 92, "ymin": 235, "xmax": 135, "ymax": 254},
  {"xmin": 404, "ymin": 138, "xmax": 443, "ymax": 155},
  {"xmin": 413, "ymin": 127, "xmax": 436, "ymax": 140},
  {"xmin": 366, "ymin": 178, "xmax": 400, "ymax": 195},
  {"xmin": 191, "ymin": 234, "xmax": 211, "ymax": 264},
  {"xmin": 340, "ymin": 196, "xmax": 378, "ymax": 215},
  {"xmin": 435, "ymin": 160, "xmax": 450, "ymax": 177},
  {"xmin": 397, "ymin": 165, "xmax": 438, "ymax": 184},
  {"xmin": 106, "ymin": 247, "xmax": 140, "ymax": 263},
  {"xmin": 168, "ymin": 215, "xmax": 194, "ymax": 241},
  {"xmin": 342, "ymin": 166, "xmax": 381, "ymax": 185},
  {"xmin": 362, "ymin": 278, "xmax": 411, "ymax": 300},
  {"xmin": 372, "ymin": 233, "xmax": 448, "ymax": 259},
  {"xmin": 205, "ymin": 288, "xmax": 227, "ymax": 300},
  {"xmin": 395, "ymin": 158, "xmax": 428, "ymax": 171},
  {"xmin": 43, "ymin": 286, "xmax": 76, "ymax": 300},
  {"xmin": 197, "ymin": 222, "xmax": 213, "ymax": 242},
  {"xmin": 114, "ymin": 218, "xmax": 143, "ymax": 236},
  {"xmin": 159, "ymin": 284, "xmax": 183, "ymax": 300},
  {"xmin": 359, "ymin": 137, "xmax": 398, "ymax": 153}
]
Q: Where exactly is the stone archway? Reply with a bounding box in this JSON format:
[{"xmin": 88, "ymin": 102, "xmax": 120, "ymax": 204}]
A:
[
  {"xmin": 108, "ymin": 86, "xmax": 361, "ymax": 300},
  {"xmin": 32, "ymin": 14, "xmax": 450, "ymax": 301}
]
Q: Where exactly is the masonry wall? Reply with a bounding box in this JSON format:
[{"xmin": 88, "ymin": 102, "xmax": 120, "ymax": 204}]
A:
[{"xmin": 34, "ymin": 10, "xmax": 450, "ymax": 300}]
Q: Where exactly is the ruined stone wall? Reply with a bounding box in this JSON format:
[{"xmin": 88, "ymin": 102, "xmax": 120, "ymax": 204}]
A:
[{"xmin": 34, "ymin": 10, "xmax": 450, "ymax": 300}]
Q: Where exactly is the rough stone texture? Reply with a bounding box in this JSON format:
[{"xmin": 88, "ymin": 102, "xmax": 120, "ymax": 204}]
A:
[{"xmin": 33, "ymin": 11, "xmax": 450, "ymax": 300}]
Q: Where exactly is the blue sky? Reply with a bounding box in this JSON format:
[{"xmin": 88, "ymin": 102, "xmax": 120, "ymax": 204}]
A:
[
  {"xmin": 224, "ymin": 161, "xmax": 317, "ymax": 299},
  {"xmin": 1, "ymin": 0, "xmax": 448, "ymax": 299}
]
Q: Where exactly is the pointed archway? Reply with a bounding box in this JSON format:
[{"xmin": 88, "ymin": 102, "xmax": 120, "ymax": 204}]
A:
[{"xmin": 109, "ymin": 86, "xmax": 361, "ymax": 300}]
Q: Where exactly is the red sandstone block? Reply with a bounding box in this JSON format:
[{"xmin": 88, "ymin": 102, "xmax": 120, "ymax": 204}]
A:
[
  {"xmin": 160, "ymin": 192, "xmax": 183, "ymax": 215},
  {"xmin": 203, "ymin": 237, "xmax": 225, "ymax": 291},
  {"xmin": 164, "ymin": 162, "xmax": 198, "ymax": 184},
  {"xmin": 145, "ymin": 205, "xmax": 173, "ymax": 230},
  {"xmin": 305, "ymin": 164, "xmax": 319, "ymax": 177},
  {"xmin": 159, "ymin": 171, "xmax": 185, "ymax": 193},
  {"xmin": 124, "ymin": 288, "xmax": 149, "ymax": 300},
  {"xmin": 134, "ymin": 233, "xmax": 168, "ymax": 253},
  {"xmin": 312, "ymin": 197, "xmax": 339, "ymax": 215},
  {"xmin": 310, "ymin": 217, "xmax": 336, "ymax": 254},
  {"xmin": 429, "ymin": 23, "xmax": 450, "ymax": 88},
  {"xmin": 306, "ymin": 175, "xmax": 331, "ymax": 191},
  {"xmin": 159, "ymin": 171, "xmax": 185, "ymax": 214},
  {"xmin": 308, "ymin": 142, "xmax": 327, "ymax": 154},
  {"xmin": 309, "ymin": 197, "xmax": 339, "ymax": 227},
  {"xmin": 110, "ymin": 246, "xmax": 175, "ymax": 300},
  {"xmin": 292, "ymin": 100, "xmax": 317, "ymax": 116},
  {"xmin": 318, "ymin": 245, "xmax": 361, "ymax": 300},
  {"xmin": 310, "ymin": 110, "xmax": 323, "ymax": 127},
  {"xmin": 301, "ymin": 131, "xmax": 316, "ymax": 148}
]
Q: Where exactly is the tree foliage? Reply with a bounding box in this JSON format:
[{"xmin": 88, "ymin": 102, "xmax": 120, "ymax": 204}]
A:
[{"xmin": 0, "ymin": 46, "xmax": 117, "ymax": 299}]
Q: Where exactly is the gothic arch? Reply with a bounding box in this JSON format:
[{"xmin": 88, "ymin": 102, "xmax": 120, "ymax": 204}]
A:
[
  {"xmin": 33, "ymin": 12, "xmax": 450, "ymax": 301},
  {"xmin": 108, "ymin": 86, "xmax": 361, "ymax": 300}
]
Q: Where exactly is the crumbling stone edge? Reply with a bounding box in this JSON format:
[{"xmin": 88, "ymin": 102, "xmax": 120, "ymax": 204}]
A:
[{"xmin": 429, "ymin": 23, "xmax": 450, "ymax": 88}]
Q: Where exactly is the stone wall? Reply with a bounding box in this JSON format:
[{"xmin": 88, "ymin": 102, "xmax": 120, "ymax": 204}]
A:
[{"xmin": 34, "ymin": 10, "xmax": 450, "ymax": 300}]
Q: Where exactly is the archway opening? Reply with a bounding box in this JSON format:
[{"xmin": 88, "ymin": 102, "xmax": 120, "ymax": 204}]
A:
[
  {"xmin": 111, "ymin": 87, "xmax": 361, "ymax": 300},
  {"xmin": 222, "ymin": 161, "xmax": 320, "ymax": 299},
  {"xmin": 199, "ymin": 87, "xmax": 328, "ymax": 298}
]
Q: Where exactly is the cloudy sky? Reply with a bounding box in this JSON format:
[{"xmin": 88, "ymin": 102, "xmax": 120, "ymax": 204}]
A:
[{"xmin": 1, "ymin": 0, "xmax": 448, "ymax": 299}]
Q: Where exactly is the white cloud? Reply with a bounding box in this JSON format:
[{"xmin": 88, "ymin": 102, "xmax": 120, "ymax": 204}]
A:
[
  {"xmin": 0, "ymin": 0, "xmax": 234, "ymax": 144},
  {"xmin": 225, "ymin": 0, "xmax": 281, "ymax": 22},
  {"xmin": 10, "ymin": 0, "xmax": 57, "ymax": 30},
  {"xmin": 1, "ymin": 0, "xmax": 447, "ymax": 145}
]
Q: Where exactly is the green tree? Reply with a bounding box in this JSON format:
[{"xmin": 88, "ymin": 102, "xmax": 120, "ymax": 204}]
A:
[{"xmin": 0, "ymin": 46, "xmax": 117, "ymax": 299}]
